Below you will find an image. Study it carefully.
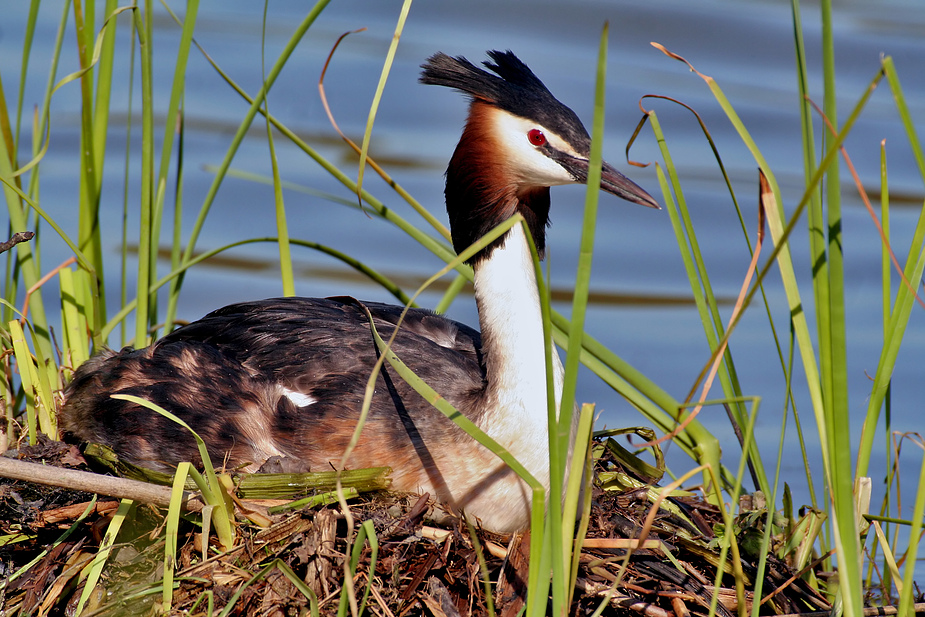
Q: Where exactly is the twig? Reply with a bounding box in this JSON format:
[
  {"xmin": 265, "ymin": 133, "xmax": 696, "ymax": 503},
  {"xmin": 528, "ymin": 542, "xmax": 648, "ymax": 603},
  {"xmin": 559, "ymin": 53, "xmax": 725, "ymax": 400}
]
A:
[
  {"xmin": 0, "ymin": 456, "xmax": 204, "ymax": 512},
  {"xmin": 576, "ymin": 578, "xmax": 673, "ymax": 617},
  {"xmin": 39, "ymin": 499, "xmax": 121, "ymax": 525},
  {"xmin": 759, "ymin": 549, "xmax": 834, "ymax": 608},
  {"xmin": 0, "ymin": 231, "xmax": 35, "ymax": 254}
]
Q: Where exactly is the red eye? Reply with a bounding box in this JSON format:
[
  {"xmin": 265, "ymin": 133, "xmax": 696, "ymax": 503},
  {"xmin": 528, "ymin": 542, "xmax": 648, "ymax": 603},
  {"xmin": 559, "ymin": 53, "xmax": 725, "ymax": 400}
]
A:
[{"xmin": 527, "ymin": 129, "xmax": 546, "ymax": 146}]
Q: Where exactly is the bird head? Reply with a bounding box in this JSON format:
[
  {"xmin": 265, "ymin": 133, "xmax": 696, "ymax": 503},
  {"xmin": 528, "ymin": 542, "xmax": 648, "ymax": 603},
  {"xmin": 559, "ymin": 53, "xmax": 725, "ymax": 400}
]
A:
[{"xmin": 420, "ymin": 50, "xmax": 658, "ymax": 261}]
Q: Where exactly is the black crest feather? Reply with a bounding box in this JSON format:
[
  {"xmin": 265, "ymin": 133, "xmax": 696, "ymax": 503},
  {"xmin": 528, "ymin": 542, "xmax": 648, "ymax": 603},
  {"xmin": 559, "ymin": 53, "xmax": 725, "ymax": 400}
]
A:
[{"xmin": 420, "ymin": 50, "xmax": 591, "ymax": 151}]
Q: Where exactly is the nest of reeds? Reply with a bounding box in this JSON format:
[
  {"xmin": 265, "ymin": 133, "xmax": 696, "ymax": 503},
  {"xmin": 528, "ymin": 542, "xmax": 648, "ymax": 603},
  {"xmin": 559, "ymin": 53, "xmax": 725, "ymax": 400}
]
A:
[{"xmin": 0, "ymin": 435, "xmax": 851, "ymax": 616}]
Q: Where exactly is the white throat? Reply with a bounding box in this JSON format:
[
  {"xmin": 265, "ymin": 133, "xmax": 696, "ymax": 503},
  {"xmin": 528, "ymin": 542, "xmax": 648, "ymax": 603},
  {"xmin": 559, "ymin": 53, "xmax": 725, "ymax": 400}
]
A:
[{"xmin": 471, "ymin": 224, "xmax": 565, "ymax": 482}]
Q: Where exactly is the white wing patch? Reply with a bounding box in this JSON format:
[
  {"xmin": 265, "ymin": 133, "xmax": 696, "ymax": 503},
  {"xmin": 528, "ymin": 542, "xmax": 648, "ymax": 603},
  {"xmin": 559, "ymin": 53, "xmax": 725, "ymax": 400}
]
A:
[{"xmin": 280, "ymin": 387, "xmax": 316, "ymax": 408}]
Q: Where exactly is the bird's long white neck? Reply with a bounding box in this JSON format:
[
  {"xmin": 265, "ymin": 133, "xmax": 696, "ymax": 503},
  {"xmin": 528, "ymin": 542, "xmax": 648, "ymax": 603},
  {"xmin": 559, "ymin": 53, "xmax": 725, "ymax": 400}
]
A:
[{"xmin": 471, "ymin": 224, "xmax": 564, "ymax": 477}]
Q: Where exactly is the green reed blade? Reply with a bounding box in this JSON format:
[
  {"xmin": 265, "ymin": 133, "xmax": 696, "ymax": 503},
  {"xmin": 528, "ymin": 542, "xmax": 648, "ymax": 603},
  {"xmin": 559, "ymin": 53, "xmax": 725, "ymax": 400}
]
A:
[
  {"xmin": 857, "ymin": 57, "xmax": 925, "ymax": 476},
  {"xmin": 647, "ymin": 109, "xmax": 767, "ymax": 496},
  {"xmin": 260, "ymin": 3, "xmax": 294, "ymax": 297},
  {"xmin": 174, "ymin": 1, "xmax": 331, "ymax": 282},
  {"xmin": 356, "ymin": 0, "xmax": 412, "ymax": 200},
  {"xmin": 12, "ymin": 1, "xmax": 39, "ymax": 150},
  {"xmin": 897, "ymin": 448, "xmax": 925, "ymax": 617},
  {"xmin": 113, "ymin": 393, "xmax": 236, "ymax": 550},
  {"xmin": 74, "ymin": 499, "xmax": 135, "ymax": 617}
]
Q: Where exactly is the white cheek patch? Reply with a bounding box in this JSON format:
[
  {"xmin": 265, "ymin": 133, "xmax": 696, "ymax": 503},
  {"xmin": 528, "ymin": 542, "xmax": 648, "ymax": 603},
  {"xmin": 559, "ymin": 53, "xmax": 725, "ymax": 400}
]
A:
[
  {"xmin": 489, "ymin": 112, "xmax": 581, "ymax": 187},
  {"xmin": 280, "ymin": 387, "xmax": 316, "ymax": 408}
]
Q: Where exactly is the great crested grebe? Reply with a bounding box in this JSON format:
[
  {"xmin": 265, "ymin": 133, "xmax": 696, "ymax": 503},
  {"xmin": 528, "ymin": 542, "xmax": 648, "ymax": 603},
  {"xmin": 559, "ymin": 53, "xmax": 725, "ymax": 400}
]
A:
[{"xmin": 60, "ymin": 50, "xmax": 658, "ymax": 533}]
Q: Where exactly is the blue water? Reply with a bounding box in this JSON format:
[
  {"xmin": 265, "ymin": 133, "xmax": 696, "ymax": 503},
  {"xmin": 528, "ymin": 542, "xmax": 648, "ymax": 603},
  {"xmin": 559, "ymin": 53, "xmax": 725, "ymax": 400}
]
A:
[{"xmin": 3, "ymin": 0, "xmax": 924, "ymax": 570}]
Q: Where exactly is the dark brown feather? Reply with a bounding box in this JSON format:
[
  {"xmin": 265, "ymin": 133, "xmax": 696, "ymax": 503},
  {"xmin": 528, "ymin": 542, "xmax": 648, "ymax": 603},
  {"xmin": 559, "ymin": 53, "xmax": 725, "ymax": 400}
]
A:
[{"xmin": 61, "ymin": 297, "xmax": 487, "ymax": 485}]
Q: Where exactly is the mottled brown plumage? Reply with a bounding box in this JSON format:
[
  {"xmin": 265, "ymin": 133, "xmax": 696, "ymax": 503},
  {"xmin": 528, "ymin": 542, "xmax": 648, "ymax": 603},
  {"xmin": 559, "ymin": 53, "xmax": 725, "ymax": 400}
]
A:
[{"xmin": 62, "ymin": 298, "xmax": 509, "ymax": 504}]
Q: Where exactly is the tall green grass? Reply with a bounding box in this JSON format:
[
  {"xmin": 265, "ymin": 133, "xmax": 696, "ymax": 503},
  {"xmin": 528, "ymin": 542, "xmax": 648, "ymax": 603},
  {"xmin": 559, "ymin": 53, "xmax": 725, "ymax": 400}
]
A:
[{"xmin": 1, "ymin": 0, "xmax": 923, "ymax": 615}]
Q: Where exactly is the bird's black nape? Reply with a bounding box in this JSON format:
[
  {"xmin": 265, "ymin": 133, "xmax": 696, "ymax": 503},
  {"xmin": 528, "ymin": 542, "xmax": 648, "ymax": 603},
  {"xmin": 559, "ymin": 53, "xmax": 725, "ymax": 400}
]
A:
[{"xmin": 420, "ymin": 50, "xmax": 592, "ymax": 154}]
